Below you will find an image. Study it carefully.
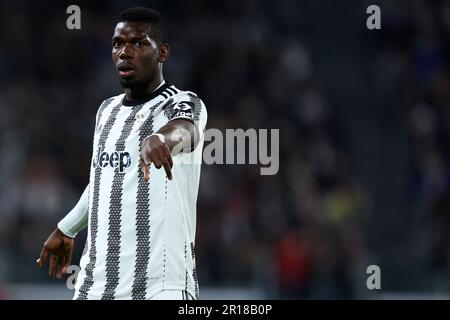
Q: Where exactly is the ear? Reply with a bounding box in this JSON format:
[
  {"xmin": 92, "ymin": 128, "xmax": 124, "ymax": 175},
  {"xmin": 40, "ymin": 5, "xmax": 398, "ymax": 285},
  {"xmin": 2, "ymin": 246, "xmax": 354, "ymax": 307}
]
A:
[{"xmin": 158, "ymin": 43, "xmax": 170, "ymax": 63}]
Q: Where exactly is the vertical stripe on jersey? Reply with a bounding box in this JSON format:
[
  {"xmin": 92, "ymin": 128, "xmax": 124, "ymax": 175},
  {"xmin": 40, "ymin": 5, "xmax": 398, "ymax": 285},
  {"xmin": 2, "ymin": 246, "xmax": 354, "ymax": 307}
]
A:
[
  {"xmin": 96, "ymin": 98, "xmax": 113, "ymax": 125},
  {"xmin": 77, "ymin": 98, "xmax": 119, "ymax": 300},
  {"xmin": 101, "ymin": 104, "xmax": 145, "ymax": 299},
  {"xmin": 191, "ymin": 242, "xmax": 199, "ymax": 299},
  {"xmin": 131, "ymin": 101, "xmax": 163, "ymax": 299},
  {"xmin": 184, "ymin": 241, "xmax": 188, "ymax": 292}
]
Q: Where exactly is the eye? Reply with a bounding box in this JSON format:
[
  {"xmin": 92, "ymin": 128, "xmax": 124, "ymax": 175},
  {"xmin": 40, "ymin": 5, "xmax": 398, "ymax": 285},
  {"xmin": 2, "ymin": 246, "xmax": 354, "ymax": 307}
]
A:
[
  {"xmin": 112, "ymin": 40, "xmax": 122, "ymax": 49},
  {"xmin": 135, "ymin": 40, "xmax": 146, "ymax": 47}
]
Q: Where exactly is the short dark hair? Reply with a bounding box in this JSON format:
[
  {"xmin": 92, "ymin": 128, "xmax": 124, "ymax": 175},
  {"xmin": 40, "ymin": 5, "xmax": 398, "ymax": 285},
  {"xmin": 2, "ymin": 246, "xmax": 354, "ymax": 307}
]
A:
[{"xmin": 118, "ymin": 7, "xmax": 168, "ymax": 44}]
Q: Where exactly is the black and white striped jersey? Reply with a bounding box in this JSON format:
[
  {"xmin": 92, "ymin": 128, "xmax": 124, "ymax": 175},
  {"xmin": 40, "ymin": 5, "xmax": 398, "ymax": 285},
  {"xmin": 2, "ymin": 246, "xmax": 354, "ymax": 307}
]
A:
[{"xmin": 68, "ymin": 82, "xmax": 207, "ymax": 300}]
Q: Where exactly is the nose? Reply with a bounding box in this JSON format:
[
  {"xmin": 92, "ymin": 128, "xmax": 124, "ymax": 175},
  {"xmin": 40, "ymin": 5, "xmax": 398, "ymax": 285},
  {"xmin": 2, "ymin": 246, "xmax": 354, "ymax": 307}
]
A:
[{"xmin": 119, "ymin": 43, "xmax": 133, "ymax": 59}]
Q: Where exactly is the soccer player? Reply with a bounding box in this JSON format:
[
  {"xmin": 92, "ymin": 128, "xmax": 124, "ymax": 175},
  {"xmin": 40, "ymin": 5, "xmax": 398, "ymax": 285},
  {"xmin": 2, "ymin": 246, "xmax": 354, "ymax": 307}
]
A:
[{"xmin": 36, "ymin": 7, "xmax": 207, "ymax": 300}]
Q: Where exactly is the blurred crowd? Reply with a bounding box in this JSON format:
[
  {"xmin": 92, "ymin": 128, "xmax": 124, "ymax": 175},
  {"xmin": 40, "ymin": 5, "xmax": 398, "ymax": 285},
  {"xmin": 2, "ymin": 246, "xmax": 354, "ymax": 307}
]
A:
[
  {"xmin": 392, "ymin": 1, "xmax": 450, "ymax": 289},
  {"xmin": 0, "ymin": 0, "xmax": 449, "ymax": 299}
]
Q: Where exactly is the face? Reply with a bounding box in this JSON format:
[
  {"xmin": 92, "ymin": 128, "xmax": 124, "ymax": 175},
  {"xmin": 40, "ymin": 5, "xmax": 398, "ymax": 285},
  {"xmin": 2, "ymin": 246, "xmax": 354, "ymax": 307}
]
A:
[{"xmin": 112, "ymin": 21, "xmax": 168, "ymax": 88}]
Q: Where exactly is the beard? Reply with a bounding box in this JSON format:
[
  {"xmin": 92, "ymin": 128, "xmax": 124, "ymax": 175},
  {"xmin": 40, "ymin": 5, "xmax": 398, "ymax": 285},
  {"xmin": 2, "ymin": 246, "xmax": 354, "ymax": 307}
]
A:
[
  {"xmin": 120, "ymin": 76, "xmax": 154, "ymax": 94},
  {"xmin": 119, "ymin": 77, "xmax": 139, "ymax": 89}
]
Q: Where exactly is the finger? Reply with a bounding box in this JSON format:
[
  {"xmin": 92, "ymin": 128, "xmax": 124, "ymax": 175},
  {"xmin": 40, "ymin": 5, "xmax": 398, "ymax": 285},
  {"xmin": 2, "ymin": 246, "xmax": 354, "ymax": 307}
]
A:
[
  {"xmin": 141, "ymin": 158, "xmax": 150, "ymax": 182},
  {"xmin": 62, "ymin": 242, "xmax": 73, "ymax": 274},
  {"xmin": 162, "ymin": 159, "xmax": 173, "ymax": 180},
  {"xmin": 57, "ymin": 255, "xmax": 65, "ymax": 278},
  {"xmin": 140, "ymin": 158, "xmax": 146, "ymax": 175},
  {"xmin": 60, "ymin": 256, "xmax": 67, "ymax": 276},
  {"xmin": 37, "ymin": 246, "xmax": 49, "ymax": 268},
  {"xmin": 57, "ymin": 248, "xmax": 67, "ymax": 278},
  {"xmin": 151, "ymin": 151, "xmax": 163, "ymax": 169},
  {"xmin": 49, "ymin": 254, "xmax": 57, "ymax": 277},
  {"xmin": 163, "ymin": 144, "xmax": 173, "ymax": 169},
  {"xmin": 158, "ymin": 147, "xmax": 172, "ymax": 179}
]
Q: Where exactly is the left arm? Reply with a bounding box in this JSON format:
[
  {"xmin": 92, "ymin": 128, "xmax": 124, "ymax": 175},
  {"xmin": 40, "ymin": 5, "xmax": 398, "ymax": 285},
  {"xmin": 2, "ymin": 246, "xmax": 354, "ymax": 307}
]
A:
[{"xmin": 140, "ymin": 119, "xmax": 199, "ymax": 181}]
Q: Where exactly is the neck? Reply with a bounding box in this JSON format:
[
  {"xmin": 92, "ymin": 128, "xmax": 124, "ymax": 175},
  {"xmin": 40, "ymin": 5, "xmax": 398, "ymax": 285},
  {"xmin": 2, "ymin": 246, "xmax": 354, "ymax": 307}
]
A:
[{"xmin": 124, "ymin": 74, "xmax": 164, "ymax": 102}]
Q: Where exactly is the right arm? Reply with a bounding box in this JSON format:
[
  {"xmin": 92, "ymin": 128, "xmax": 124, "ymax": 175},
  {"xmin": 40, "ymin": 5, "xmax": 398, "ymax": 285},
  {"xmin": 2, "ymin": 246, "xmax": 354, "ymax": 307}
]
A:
[
  {"xmin": 37, "ymin": 185, "xmax": 89, "ymax": 278},
  {"xmin": 57, "ymin": 185, "xmax": 89, "ymax": 238}
]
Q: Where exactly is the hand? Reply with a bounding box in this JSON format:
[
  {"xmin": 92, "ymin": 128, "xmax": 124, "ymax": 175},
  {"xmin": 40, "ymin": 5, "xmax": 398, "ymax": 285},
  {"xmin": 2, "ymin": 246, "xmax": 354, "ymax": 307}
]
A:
[
  {"xmin": 37, "ymin": 228, "xmax": 74, "ymax": 278},
  {"xmin": 140, "ymin": 134, "xmax": 173, "ymax": 182}
]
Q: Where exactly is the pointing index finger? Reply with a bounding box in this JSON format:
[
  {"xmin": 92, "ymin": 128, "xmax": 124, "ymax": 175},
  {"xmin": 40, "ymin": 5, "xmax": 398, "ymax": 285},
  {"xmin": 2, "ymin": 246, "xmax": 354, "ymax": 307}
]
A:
[
  {"xmin": 162, "ymin": 160, "xmax": 172, "ymax": 180},
  {"xmin": 140, "ymin": 158, "xmax": 151, "ymax": 182}
]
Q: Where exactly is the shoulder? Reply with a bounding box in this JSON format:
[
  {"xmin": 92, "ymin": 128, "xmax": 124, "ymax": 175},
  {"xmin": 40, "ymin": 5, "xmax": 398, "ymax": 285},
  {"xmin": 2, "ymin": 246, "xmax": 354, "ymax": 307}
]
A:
[
  {"xmin": 100, "ymin": 93, "xmax": 124, "ymax": 109},
  {"xmin": 166, "ymin": 85, "xmax": 206, "ymax": 109},
  {"xmin": 95, "ymin": 93, "xmax": 124, "ymax": 121},
  {"xmin": 161, "ymin": 85, "xmax": 207, "ymax": 123},
  {"xmin": 98, "ymin": 93, "xmax": 124, "ymax": 112}
]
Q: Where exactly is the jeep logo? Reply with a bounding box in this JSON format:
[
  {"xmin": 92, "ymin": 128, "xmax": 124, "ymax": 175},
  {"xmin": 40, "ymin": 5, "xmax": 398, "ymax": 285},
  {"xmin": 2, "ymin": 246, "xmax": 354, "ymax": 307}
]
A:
[{"xmin": 92, "ymin": 148, "xmax": 131, "ymax": 173}]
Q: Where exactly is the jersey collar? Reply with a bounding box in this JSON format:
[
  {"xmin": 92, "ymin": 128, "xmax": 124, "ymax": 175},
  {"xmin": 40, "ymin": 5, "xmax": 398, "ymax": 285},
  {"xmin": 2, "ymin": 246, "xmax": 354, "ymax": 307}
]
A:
[{"xmin": 121, "ymin": 81, "xmax": 170, "ymax": 106}]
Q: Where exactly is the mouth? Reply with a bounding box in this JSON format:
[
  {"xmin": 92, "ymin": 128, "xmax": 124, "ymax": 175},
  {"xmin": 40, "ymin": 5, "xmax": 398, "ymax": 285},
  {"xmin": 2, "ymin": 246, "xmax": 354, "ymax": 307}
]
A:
[{"xmin": 117, "ymin": 63, "xmax": 136, "ymax": 78}]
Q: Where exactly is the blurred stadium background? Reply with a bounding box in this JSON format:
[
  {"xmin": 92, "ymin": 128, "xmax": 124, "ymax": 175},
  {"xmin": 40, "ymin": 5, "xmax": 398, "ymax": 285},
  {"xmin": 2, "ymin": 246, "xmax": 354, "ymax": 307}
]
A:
[{"xmin": 0, "ymin": 0, "xmax": 449, "ymax": 299}]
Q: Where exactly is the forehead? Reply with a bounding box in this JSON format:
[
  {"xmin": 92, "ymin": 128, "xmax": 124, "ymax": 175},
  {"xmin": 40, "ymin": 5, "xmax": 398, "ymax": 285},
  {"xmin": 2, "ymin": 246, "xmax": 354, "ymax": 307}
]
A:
[{"xmin": 113, "ymin": 21, "xmax": 154, "ymax": 39}]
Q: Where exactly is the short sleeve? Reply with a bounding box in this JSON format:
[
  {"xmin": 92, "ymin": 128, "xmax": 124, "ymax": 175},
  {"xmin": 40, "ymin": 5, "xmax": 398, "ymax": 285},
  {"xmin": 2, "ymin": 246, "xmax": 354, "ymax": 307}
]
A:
[
  {"xmin": 164, "ymin": 90, "xmax": 208, "ymax": 151},
  {"xmin": 164, "ymin": 91, "xmax": 206, "ymax": 127}
]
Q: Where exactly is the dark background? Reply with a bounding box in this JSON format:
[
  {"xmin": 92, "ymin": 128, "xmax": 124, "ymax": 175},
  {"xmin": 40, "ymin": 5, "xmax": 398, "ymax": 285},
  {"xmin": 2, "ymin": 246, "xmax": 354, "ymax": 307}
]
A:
[{"xmin": 0, "ymin": 0, "xmax": 449, "ymax": 299}]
